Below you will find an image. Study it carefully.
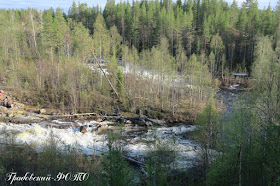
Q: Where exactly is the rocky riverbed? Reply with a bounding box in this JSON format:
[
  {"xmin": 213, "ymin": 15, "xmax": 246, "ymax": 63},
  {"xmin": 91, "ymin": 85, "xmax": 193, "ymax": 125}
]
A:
[{"xmin": 0, "ymin": 90, "xmax": 51, "ymax": 123}]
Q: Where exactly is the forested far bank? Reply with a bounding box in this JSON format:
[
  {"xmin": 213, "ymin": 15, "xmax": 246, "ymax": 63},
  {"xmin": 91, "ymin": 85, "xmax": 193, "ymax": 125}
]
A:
[
  {"xmin": 70, "ymin": 0, "xmax": 280, "ymax": 74},
  {"xmin": 0, "ymin": 0, "xmax": 279, "ymax": 117}
]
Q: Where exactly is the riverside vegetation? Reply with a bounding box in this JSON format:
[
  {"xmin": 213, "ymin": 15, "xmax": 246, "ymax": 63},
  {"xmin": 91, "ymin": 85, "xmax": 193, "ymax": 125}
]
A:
[{"xmin": 0, "ymin": 0, "xmax": 280, "ymax": 185}]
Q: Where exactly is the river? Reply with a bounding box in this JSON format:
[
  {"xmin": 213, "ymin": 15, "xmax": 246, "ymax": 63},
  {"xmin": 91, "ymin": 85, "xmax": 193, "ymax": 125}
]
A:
[
  {"xmin": 0, "ymin": 86, "xmax": 243, "ymax": 172},
  {"xmin": 0, "ymin": 119, "xmax": 199, "ymax": 169}
]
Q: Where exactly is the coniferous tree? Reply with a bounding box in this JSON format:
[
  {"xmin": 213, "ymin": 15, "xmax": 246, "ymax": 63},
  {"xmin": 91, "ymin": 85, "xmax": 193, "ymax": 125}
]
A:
[
  {"xmin": 92, "ymin": 13, "xmax": 110, "ymax": 59},
  {"xmin": 52, "ymin": 8, "xmax": 66, "ymax": 61},
  {"xmin": 42, "ymin": 9, "xmax": 54, "ymax": 64}
]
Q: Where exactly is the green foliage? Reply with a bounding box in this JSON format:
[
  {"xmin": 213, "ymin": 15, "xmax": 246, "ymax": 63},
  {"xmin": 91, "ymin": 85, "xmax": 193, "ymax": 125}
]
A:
[
  {"xmin": 24, "ymin": 80, "xmax": 30, "ymax": 89},
  {"xmin": 0, "ymin": 0, "xmax": 277, "ymax": 112},
  {"xmin": 102, "ymin": 131, "xmax": 135, "ymax": 186},
  {"xmin": 0, "ymin": 134, "xmax": 99, "ymax": 185},
  {"xmin": 116, "ymin": 67, "xmax": 124, "ymax": 99},
  {"xmin": 0, "ymin": 1, "xmax": 279, "ymax": 185},
  {"xmin": 110, "ymin": 25, "xmax": 122, "ymax": 56},
  {"xmin": 92, "ymin": 13, "xmax": 110, "ymax": 59},
  {"xmin": 206, "ymin": 37, "xmax": 280, "ymax": 185},
  {"xmin": 205, "ymin": 101, "xmax": 268, "ymax": 185},
  {"xmin": 42, "ymin": 9, "xmax": 54, "ymax": 58},
  {"xmin": 144, "ymin": 138, "xmax": 176, "ymax": 186},
  {"xmin": 52, "ymin": 8, "xmax": 66, "ymax": 53},
  {"xmin": 0, "ymin": 56, "xmax": 4, "ymax": 80},
  {"xmin": 206, "ymin": 152, "xmax": 238, "ymax": 185},
  {"xmin": 195, "ymin": 98, "xmax": 218, "ymax": 153},
  {"xmin": 73, "ymin": 22, "xmax": 91, "ymax": 62}
]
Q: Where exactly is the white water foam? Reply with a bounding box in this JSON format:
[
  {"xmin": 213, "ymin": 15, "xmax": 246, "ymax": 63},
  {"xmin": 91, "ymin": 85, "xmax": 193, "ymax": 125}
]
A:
[{"xmin": 0, "ymin": 122, "xmax": 200, "ymax": 169}]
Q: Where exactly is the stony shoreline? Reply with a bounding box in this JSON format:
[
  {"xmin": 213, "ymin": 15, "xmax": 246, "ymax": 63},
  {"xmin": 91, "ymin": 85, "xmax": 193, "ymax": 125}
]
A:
[{"xmin": 0, "ymin": 90, "xmax": 52, "ymax": 123}]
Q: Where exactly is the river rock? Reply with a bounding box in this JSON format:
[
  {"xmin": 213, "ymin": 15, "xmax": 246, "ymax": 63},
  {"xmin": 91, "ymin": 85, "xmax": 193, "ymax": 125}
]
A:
[
  {"xmin": 138, "ymin": 119, "xmax": 147, "ymax": 126},
  {"xmin": 34, "ymin": 109, "xmax": 46, "ymax": 114},
  {"xmin": 95, "ymin": 124, "xmax": 108, "ymax": 134},
  {"xmin": 124, "ymin": 124, "xmax": 135, "ymax": 127},
  {"xmin": 33, "ymin": 110, "xmax": 40, "ymax": 114},
  {"xmin": 5, "ymin": 112, "xmax": 14, "ymax": 118},
  {"xmin": 146, "ymin": 121, "xmax": 153, "ymax": 127},
  {"xmin": 15, "ymin": 102, "xmax": 24, "ymax": 108},
  {"xmin": 40, "ymin": 109, "xmax": 46, "ymax": 114},
  {"xmin": 5, "ymin": 102, "xmax": 12, "ymax": 108},
  {"xmin": 95, "ymin": 118, "xmax": 102, "ymax": 122},
  {"xmin": 80, "ymin": 126, "xmax": 87, "ymax": 133},
  {"xmin": 0, "ymin": 106, "xmax": 8, "ymax": 114}
]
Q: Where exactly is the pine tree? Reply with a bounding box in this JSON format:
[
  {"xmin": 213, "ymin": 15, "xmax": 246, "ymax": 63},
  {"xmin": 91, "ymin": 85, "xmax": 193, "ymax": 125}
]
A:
[
  {"xmin": 92, "ymin": 13, "xmax": 110, "ymax": 59},
  {"xmin": 110, "ymin": 25, "xmax": 122, "ymax": 56},
  {"xmin": 202, "ymin": 16, "xmax": 210, "ymax": 52},
  {"xmin": 209, "ymin": 51, "xmax": 215, "ymax": 78},
  {"xmin": 42, "ymin": 9, "xmax": 54, "ymax": 64},
  {"xmin": 195, "ymin": 97, "xmax": 218, "ymax": 176},
  {"xmin": 68, "ymin": 1, "xmax": 78, "ymax": 21},
  {"xmin": 52, "ymin": 8, "xmax": 66, "ymax": 61},
  {"xmin": 184, "ymin": 0, "xmax": 194, "ymax": 56},
  {"xmin": 73, "ymin": 22, "xmax": 91, "ymax": 62},
  {"xmin": 275, "ymin": 1, "xmax": 280, "ymax": 59},
  {"xmin": 210, "ymin": 34, "xmax": 224, "ymax": 77}
]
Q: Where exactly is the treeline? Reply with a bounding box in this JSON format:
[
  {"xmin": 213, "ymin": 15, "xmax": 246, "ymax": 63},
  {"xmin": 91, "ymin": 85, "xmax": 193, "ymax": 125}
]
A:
[
  {"xmin": 0, "ymin": 8, "xmax": 112, "ymax": 112},
  {"xmin": 0, "ymin": 2, "xmax": 215, "ymax": 116},
  {"xmin": 70, "ymin": 0, "xmax": 280, "ymax": 74},
  {"xmin": 0, "ymin": 0, "xmax": 279, "ymax": 114}
]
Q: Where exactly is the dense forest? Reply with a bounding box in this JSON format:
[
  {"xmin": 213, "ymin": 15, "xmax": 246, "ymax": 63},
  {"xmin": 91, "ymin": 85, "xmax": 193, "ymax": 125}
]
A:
[
  {"xmin": 0, "ymin": 0, "xmax": 280, "ymax": 185},
  {"xmin": 0, "ymin": 0, "xmax": 279, "ymax": 114}
]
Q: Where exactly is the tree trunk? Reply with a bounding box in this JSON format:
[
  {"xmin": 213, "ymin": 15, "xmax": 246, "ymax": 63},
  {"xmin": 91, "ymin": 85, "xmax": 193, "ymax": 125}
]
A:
[{"xmin": 29, "ymin": 9, "xmax": 37, "ymax": 54}]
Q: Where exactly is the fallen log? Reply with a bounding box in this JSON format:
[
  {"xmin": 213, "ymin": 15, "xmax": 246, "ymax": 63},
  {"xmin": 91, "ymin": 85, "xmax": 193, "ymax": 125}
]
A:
[
  {"xmin": 123, "ymin": 116, "xmax": 166, "ymax": 126},
  {"xmin": 145, "ymin": 118, "xmax": 166, "ymax": 125},
  {"xmin": 86, "ymin": 147, "xmax": 148, "ymax": 176},
  {"xmin": 51, "ymin": 112, "xmax": 166, "ymax": 127},
  {"xmin": 123, "ymin": 155, "xmax": 144, "ymax": 166},
  {"xmin": 124, "ymin": 156, "xmax": 147, "ymax": 176}
]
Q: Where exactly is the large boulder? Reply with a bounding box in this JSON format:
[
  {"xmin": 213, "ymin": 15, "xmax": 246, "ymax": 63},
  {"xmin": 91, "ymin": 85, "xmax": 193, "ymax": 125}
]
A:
[
  {"xmin": 95, "ymin": 124, "xmax": 108, "ymax": 134},
  {"xmin": 80, "ymin": 126, "xmax": 87, "ymax": 133},
  {"xmin": 33, "ymin": 109, "xmax": 46, "ymax": 114},
  {"xmin": 40, "ymin": 109, "xmax": 46, "ymax": 114},
  {"xmin": 5, "ymin": 102, "xmax": 12, "ymax": 108}
]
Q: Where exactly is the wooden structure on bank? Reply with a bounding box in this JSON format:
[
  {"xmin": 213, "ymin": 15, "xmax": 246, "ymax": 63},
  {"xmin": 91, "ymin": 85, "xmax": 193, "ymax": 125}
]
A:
[{"xmin": 221, "ymin": 73, "xmax": 250, "ymax": 87}]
